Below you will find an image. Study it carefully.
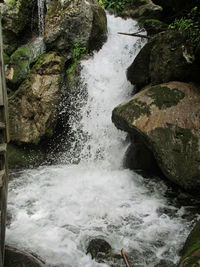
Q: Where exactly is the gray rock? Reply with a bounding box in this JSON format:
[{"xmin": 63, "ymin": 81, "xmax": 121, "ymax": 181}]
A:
[
  {"xmin": 127, "ymin": 30, "xmax": 199, "ymax": 88},
  {"xmin": 44, "ymin": 0, "xmax": 107, "ymax": 56},
  {"xmin": 112, "ymin": 82, "xmax": 200, "ymax": 192},
  {"xmin": 121, "ymin": 0, "xmax": 162, "ymax": 19}
]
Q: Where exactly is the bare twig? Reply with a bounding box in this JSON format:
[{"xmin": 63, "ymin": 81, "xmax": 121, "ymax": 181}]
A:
[
  {"xmin": 118, "ymin": 32, "xmax": 150, "ymax": 39},
  {"xmin": 121, "ymin": 248, "xmax": 131, "ymax": 267}
]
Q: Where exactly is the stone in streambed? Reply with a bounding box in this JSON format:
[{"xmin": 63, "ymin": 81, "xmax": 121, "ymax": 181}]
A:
[{"xmin": 86, "ymin": 238, "xmax": 121, "ymax": 263}]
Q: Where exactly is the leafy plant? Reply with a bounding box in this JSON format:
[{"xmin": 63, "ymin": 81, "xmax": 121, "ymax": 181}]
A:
[
  {"xmin": 169, "ymin": 6, "xmax": 200, "ymax": 45},
  {"xmin": 72, "ymin": 43, "xmax": 88, "ymax": 61},
  {"xmin": 98, "ymin": 0, "xmax": 132, "ymax": 14},
  {"xmin": 66, "ymin": 42, "xmax": 88, "ymax": 84}
]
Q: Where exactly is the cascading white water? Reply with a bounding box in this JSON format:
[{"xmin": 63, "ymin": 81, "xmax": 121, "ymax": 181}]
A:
[
  {"xmin": 37, "ymin": 0, "xmax": 45, "ymax": 36},
  {"xmin": 6, "ymin": 14, "xmax": 198, "ymax": 267}
]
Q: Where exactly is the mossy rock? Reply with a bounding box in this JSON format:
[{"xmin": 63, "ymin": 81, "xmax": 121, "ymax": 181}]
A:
[
  {"xmin": 112, "ymin": 81, "xmax": 200, "ymax": 192},
  {"xmin": 142, "ymin": 19, "xmax": 168, "ymax": 35},
  {"xmin": 127, "ymin": 30, "xmax": 198, "ymax": 88},
  {"xmin": 178, "ymin": 221, "xmax": 200, "ymax": 266},
  {"xmin": 9, "ymin": 46, "xmax": 32, "ymax": 85},
  {"xmin": 7, "ymin": 143, "xmax": 45, "ymax": 169}
]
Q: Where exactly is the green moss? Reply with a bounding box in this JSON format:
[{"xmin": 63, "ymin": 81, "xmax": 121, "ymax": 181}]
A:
[
  {"xmin": 114, "ymin": 99, "xmax": 151, "ymax": 124},
  {"xmin": 66, "ymin": 61, "xmax": 77, "ymax": 84},
  {"xmin": 10, "ymin": 46, "xmax": 33, "ymax": 84},
  {"xmin": 182, "ymin": 222, "xmax": 200, "ymax": 258},
  {"xmin": 178, "ymin": 221, "xmax": 200, "ymax": 266},
  {"xmin": 5, "ymin": 0, "xmax": 16, "ymax": 7},
  {"xmin": 147, "ymin": 85, "xmax": 185, "ymax": 109},
  {"xmin": 66, "ymin": 42, "xmax": 88, "ymax": 85},
  {"xmin": 46, "ymin": 128, "xmax": 54, "ymax": 137},
  {"xmin": 3, "ymin": 52, "xmax": 10, "ymax": 65},
  {"xmin": 143, "ymin": 19, "xmax": 163, "ymax": 24}
]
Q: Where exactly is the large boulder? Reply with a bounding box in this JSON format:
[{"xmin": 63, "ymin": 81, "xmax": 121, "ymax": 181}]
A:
[
  {"xmin": 44, "ymin": 0, "xmax": 107, "ymax": 56},
  {"xmin": 9, "ymin": 52, "xmax": 64, "ymax": 144},
  {"xmin": 178, "ymin": 221, "xmax": 200, "ymax": 266},
  {"xmin": 127, "ymin": 30, "xmax": 199, "ymax": 89},
  {"xmin": 112, "ymin": 81, "xmax": 200, "ymax": 192},
  {"xmin": 121, "ymin": 0, "xmax": 162, "ymax": 19}
]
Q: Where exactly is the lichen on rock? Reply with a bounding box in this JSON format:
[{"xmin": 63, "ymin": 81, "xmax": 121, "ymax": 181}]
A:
[{"xmin": 112, "ymin": 81, "xmax": 200, "ymax": 192}]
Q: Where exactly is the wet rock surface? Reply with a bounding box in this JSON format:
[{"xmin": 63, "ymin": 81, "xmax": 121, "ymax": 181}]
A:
[
  {"xmin": 86, "ymin": 238, "xmax": 122, "ymax": 265},
  {"xmin": 5, "ymin": 245, "xmax": 44, "ymax": 267}
]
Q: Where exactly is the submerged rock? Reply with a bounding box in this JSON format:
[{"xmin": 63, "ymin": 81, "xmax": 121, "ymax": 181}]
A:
[
  {"xmin": 9, "ymin": 52, "xmax": 64, "ymax": 144},
  {"xmin": 86, "ymin": 238, "xmax": 121, "ymax": 265},
  {"xmin": 178, "ymin": 221, "xmax": 200, "ymax": 266},
  {"xmin": 87, "ymin": 238, "xmax": 112, "ymax": 259},
  {"xmin": 44, "ymin": 0, "xmax": 107, "ymax": 56},
  {"xmin": 112, "ymin": 81, "xmax": 200, "ymax": 192}
]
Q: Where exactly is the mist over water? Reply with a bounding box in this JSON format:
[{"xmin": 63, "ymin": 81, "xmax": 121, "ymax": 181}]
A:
[{"xmin": 6, "ymin": 14, "xmax": 198, "ymax": 267}]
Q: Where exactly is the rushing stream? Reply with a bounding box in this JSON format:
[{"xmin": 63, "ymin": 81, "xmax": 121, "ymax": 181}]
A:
[{"xmin": 6, "ymin": 14, "xmax": 199, "ymax": 267}]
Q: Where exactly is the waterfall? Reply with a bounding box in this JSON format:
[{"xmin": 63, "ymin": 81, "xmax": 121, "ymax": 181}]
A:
[
  {"xmin": 37, "ymin": 0, "xmax": 45, "ymax": 36},
  {"xmin": 6, "ymin": 14, "xmax": 197, "ymax": 267}
]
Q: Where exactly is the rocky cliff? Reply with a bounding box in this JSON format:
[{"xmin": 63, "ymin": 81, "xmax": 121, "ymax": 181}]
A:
[{"xmin": 2, "ymin": 0, "xmax": 107, "ymax": 167}]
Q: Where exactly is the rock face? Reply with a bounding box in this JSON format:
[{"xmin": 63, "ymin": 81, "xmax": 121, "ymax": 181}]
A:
[
  {"xmin": 9, "ymin": 52, "xmax": 64, "ymax": 144},
  {"xmin": 2, "ymin": 0, "xmax": 107, "ymax": 157},
  {"xmin": 127, "ymin": 30, "xmax": 198, "ymax": 89},
  {"xmin": 1, "ymin": 0, "xmax": 38, "ymax": 55},
  {"xmin": 112, "ymin": 82, "xmax": 200, "ymax": 192},
  {"xmin": 178, "ymin": 221, "xmax": 200, "ymax": 266},
  {"xmin": 121, "ymin": 0, "xmax": 162, "ymax": 19},
  {"xmin": 44, "ymin": 0, "xmax": 107, "ymax": 55}
]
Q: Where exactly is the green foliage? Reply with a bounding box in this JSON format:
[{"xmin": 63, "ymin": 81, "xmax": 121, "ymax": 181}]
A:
[
  {"xmin": 98, "ymin": 0, "xmax": 132, "ymax": 14},
  {"xmin": 72, "ymin": 42, "xmax": 88, "ymax": 61},
  {"xmin": 66, "ymin": 42, "xmax": 88, "ymax": 84},
  {"xmin": 3, "ymin": 52, "xmax": 10, "ymax": 65},
  {"xmin": 169, "ymin": 6, "xmax": 200, "ymax": 45}
]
